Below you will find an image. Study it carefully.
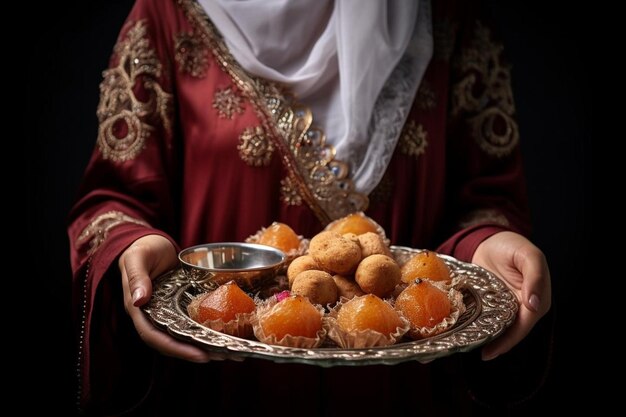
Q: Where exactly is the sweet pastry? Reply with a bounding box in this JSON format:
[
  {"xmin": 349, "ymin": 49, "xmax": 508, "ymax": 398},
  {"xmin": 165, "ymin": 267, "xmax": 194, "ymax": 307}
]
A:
[
  {"xmin": 326, "ymin": 294, "xmax": 409, "ymax": 348},
  {"xmin": 354, "ymin": 254, "xmax": 401, "ymax": 297},
  {"xmin": 332, "ymin": 275, "xmax": 365, "ymax": 300},
  {"xmin": 400, "ymin": 250, "xmax": 451, "ymax": 284},
  {"xmin": 309, "ymin": 231, "xmax": 361, "ymax": 275},
  {"xmin": 286, "ymin": 255, "xmax": 320, "ymax": 288},
  {"xmin": 187, "ymin": 281, "xmax": 256, "ymax": 338},
  {"xmin": 253, "ymin": 295, "xmax": 325, "ymax": 348},
  {"xmin": 291, "ymin": 270, "xmax": 339, "ymax": 306}
]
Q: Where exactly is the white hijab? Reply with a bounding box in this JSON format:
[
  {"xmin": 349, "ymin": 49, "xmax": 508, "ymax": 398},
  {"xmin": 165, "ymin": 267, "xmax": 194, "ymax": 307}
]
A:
[{"xmin": 199, "ymin": 0, "xmax": 433, "ymax": 194}]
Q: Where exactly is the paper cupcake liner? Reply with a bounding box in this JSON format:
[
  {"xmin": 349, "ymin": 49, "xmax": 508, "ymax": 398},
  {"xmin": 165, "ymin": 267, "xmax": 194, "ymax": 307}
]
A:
[
  {"xmin": 404, "ymin": 285, "xmax": 466, "ymax": 340},
  {"xmin": 187, "ymin": 293, "xmax": 255, "ymax": 339},
  {"xmin": 251, "ymin": 296, "xmax": 326, "ymax": 348},
  {"xmin": 325, "ymin": 296, "xmax": 410, "ymax": 348}
]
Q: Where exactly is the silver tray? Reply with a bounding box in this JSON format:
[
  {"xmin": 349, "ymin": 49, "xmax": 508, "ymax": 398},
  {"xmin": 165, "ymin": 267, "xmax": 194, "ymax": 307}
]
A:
[{"xmin": 143, "ymin": 246, "xmax": 517, "ymax": 366}]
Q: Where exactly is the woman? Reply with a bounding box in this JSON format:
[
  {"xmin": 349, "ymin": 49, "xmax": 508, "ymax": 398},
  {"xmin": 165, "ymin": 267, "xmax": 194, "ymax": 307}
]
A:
[{"xmin": 69, "ymin": 0, "xmax": 551, "ymax": 415}]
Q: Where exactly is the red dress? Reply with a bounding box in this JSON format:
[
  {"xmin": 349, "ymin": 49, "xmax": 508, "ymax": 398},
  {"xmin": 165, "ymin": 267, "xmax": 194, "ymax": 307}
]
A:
[{"xmin": 69, "ymin": 0, "xmax": 529, "ymax": 415}]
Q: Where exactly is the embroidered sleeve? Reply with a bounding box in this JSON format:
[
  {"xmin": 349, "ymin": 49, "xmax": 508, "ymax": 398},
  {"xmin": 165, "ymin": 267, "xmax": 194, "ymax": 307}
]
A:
[
  {"xmin": 451, "ymin": 21, "xmax": 519, "ymax": 158},
  {"xmin": 97, "ymin": 20, "xmax": 173, "ymax": 163}
]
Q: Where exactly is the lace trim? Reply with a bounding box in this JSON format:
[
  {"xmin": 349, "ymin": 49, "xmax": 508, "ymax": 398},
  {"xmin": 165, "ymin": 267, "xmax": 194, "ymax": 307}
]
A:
[
  {"xmin": 177, "ymin": 0, "xmax": 367, "ymax": 223},
  {"xmin": 77, "ymin": 211, "xmax": 150, "ymax": 254}
]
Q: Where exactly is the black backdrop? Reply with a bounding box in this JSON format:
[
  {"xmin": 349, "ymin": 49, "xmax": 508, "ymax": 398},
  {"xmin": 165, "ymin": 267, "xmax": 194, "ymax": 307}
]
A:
[{"xmin": 29, "ymin": 1, "xmax": 588, "ymax": 415}]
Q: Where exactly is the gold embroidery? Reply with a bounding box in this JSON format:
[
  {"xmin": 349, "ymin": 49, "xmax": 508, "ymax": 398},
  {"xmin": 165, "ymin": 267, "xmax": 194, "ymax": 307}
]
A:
[
  {"xmin": 280, "ymin": 177, "xmax": 302, "ymax": 206},
  {"xmin": 399, "ymin": 120, "xmax": 428, "ymax": 158},
  {"xmin": 433, "ymin": 20, "xmax": 455, "ymax": 61},
  {"xmin": 77, "ymin": 211, "xmax": 150, "ymax": 254},
  {"xmin": 238, "ymin": 126, "xmax": 274, "ymax": 167},
  {"xmin": 452, "ymin": 21, "xmax": 519, "ymax": 157},
  {"xmin": 175, "ymin": 32, "xmax": 209, "ymax": 78},
  {"xmin": 213, "ymin": 87, "xmax": 244, "ymax": 119},
  {"xmin": 416, "ymin": 80, "xmax": 436, "ymax": 111},
  {"xmin": 369, "ymin": 173, "xmax": 394, "ymax": 205},
  {"xmin": 178, "ymin": 1, "xmax": 368, "ymax": 223},
  {"xmin": 459, "ymin": 209, "xmax": 510, "ymax": 229},
  {"xmin": 97, "ymin": 20, "xmax": 172, "ymax": 162}
]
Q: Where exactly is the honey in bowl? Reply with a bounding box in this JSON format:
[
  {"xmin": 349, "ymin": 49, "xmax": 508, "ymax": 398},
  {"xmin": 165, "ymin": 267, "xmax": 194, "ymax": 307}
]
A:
[
  {"xmin": 395, "ymin": 280, "xmax": 451, "ymax": 329},
  {"xmin": 400, "ymin": 250, "xmax": 451, "ymax": 284}
]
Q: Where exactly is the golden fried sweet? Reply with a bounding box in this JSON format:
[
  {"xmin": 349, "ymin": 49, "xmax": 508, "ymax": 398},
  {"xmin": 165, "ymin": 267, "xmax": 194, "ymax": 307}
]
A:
[
  {"xmin": 400, "ymin": 250, "xmax": 451, "ymax": 283},
  {"xmin": 357, "ymin": 232, "xmax": 391, "ymax": 258},
  {"xmin": 291, "ymin": 270, "xmax": 338, "ymax": 306},
  {"xmin": 259, "ymin": 295, "xmax": 323, "ymax": 340},
  {"xmin": 287, "ymin": 255, "xmax": 320, "ymax": 288},
  {"xmin": 395, "ymin": 280, "xmax": 451, "ymax": 329},
  {"xmin": 309, "ymin": 231, "xmax": 361, "ymax": 275},
  {"xmin": 257, "ymin": 222, "xmax": 301, "ymax": 253},
  {"xmin": 355, "ymin": 254, "xmax": 401, "ymax": 297},
  {"xmin": 187, "ymin": 281, "xmax": 256, "ymax": 323},
  {"xmin": 332, "ymin": 274, "xmax": 365, "ymax": 300},
  {"xmin": 336, "ymin": 294, "xmax": 403, "ymax": 336}
]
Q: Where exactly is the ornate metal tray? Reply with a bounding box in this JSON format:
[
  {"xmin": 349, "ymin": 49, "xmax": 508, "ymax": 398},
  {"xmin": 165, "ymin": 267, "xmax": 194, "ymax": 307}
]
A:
[{"xmin": 144, "ymin": 246, "xmax": 517, "ymax": 366}]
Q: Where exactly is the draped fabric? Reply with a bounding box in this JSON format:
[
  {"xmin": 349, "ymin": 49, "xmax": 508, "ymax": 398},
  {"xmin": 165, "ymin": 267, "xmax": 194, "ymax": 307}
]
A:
[{"xmin": 68, "ymin": 0, "xmax": 530, "ymax": 415}]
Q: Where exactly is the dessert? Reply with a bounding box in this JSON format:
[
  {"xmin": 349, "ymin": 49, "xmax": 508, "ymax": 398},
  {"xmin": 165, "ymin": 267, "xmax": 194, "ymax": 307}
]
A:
[
  {"xmin": 291, "ymin": 270, "xmax": 339, "ymax": 306},
  {"xmin": 400, "ymin": 250, "xmax": 451, "ymax": 284},
  {"xmin": 309, "ymin": 231, "xmax": 361, "ymax": 275},
  {"xmin": 355, "ymin": 254, "xmax": 401, "ymax": 297}
]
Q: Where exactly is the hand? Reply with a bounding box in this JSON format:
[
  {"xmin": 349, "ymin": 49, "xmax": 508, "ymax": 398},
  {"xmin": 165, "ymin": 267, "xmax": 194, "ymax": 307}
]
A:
[
  {"xmin": 119, "ymin": 235, "xmax": 217, "ymax": 362},
  {"xmin": 471, "ymin": 231, "xmax": 551, "ymax": 361}
]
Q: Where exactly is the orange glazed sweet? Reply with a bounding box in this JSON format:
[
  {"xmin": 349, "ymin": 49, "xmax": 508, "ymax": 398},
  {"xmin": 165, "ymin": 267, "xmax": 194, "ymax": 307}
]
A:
[
  {"xmin": 395, "ymin": 280, "xmax": 451, "ymax": 328},
  {"xmin": 258, "ymin": 222, "xmax": 301, "ymax": 253},
  {"xmin": 260, "ymin": 295, "xmax": 322, "ymax": 340},
  {"xmin": 400, "ymin": 251, "xmax": 451, "ymax": 283},
  {"xmin": 337, "ymin": 294, "xmax": 403, "ymax": 336},
  {"xmin": 194, "ymin": 282, "xmax": 256, "ymax": 323},
  {"xmin": 326, "ymin": 213, "xmax": 379, "ymax": 236}
]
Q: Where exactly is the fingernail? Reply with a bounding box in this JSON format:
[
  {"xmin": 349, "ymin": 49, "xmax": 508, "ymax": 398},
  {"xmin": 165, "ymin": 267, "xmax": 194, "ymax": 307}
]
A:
[
  {"xmin": 482, "ymin": 351, "xmax": 499, "ymax": 361},
  {"xmin": 132, "ymin": 288, "xmax": 144, "ymax": 305},
  {"xmin": 529, "ymin": 294, "xmax": 540, "ymax": 312}
]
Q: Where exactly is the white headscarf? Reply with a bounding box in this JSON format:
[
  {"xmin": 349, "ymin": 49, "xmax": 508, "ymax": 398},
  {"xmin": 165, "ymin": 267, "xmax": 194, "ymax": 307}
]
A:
[{"xmin": 199, "ymin": 0, "xmax": 433, "ymax": 194}]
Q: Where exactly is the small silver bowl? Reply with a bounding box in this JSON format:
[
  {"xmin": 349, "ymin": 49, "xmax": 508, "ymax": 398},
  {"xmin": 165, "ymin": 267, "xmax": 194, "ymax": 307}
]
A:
[{"xmin": 179, "ymin": 243, "xmax": 286, "ymax": 291}]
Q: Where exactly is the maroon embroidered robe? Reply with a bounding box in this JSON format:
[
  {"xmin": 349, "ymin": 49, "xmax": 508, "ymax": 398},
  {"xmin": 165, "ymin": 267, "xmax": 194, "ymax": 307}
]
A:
[{"xmin": 68, "ymin": 0, "xmax": 529, "ymax": 415}]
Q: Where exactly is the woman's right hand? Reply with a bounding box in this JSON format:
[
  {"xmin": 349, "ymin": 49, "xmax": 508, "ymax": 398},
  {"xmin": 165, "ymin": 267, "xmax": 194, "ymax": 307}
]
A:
[{"xmin": 118, "ymin": 234, "xmax": 215, "ymax": 362}]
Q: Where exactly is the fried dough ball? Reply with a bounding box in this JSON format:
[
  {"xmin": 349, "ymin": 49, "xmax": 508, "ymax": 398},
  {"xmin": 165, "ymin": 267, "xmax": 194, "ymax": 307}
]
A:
[
  {"xmin": 332, "ymin": 275, "xmax": 365, "ymax": 300},
  {"xmin": 287, "ymin": 255, "xmax": 320, "ymax": 288},
  {"xmin": 342, "ymin": 232, "xmax": 360, "ymax": 244},
  {"xmin": 309, "ymin": 231, "xmax": 361, "ymax": 275},
  {"xmin": 357, "ymin": 232, "xmax": 391, "ymax": 258},
  {"xmin": 291, "ymin": 270, "xmax": 338, "ymax": 306},
  {"xmin": 400, "ymin": 250, "xmax": 451, "ymax": 284},
  {"xmin": 355, "ymin": 254, "xmax": 401, "ymax": 297}
]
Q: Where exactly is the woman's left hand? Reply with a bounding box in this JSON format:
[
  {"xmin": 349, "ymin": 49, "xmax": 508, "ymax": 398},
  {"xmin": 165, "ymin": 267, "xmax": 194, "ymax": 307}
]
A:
[{"xmin": 471, "ymin": 231, "xmax": 551, "ymax": 360}]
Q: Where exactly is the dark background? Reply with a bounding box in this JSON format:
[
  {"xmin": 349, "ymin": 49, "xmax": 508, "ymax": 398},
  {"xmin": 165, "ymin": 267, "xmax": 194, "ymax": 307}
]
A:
[{"xmin": 29, "ymin": 1, "xmax": 588, "ymax": 415}]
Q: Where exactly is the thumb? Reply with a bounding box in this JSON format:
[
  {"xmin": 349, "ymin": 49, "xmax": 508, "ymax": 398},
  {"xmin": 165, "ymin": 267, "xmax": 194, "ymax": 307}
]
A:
[
  {"xmin": 122, "ymin": 245, "xmax": 154, "ymax": 307},
  {"xmin": 514, "ymin": 245, "xmax": 551, "ymax": 315}
]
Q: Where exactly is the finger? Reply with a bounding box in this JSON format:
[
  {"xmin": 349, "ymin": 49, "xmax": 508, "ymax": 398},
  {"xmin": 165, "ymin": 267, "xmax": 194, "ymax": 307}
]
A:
[
  {"xmin": 514, "ymin": 246, "xmax": 551, "ymax": 314},
  {"xmin": 481, "ymin": 304, "xmax": 538, "ymax": 360},
  {"xmin": 127, "ymin": 305, "xmax": 213, "ymax": 363},
  {"xmin": 122, "ymin": 245, "xmax": 154, "ymax": 307}
]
